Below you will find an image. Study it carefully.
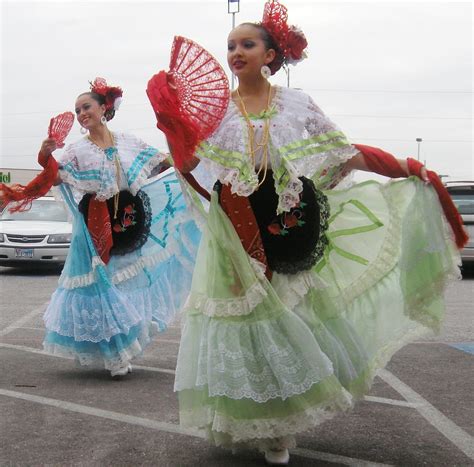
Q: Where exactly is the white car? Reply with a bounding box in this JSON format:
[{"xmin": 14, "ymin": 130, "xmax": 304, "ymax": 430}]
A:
[
  {"xmin": 0, "ymin": 196, "xmax": 72, "ymax": 267},
  {"xmin": 445, "ymin": 180, "xmax": 474, "ymax": 266}
]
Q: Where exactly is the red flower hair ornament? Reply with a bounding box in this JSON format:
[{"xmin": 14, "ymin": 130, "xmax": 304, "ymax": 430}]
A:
[
  {"xmin": 260, "ymin": 0, "xmax": 308, "ymax": 73},
  {"xmin": 89, "ymin": 77, "xmax": 123, "ymax": 116}
]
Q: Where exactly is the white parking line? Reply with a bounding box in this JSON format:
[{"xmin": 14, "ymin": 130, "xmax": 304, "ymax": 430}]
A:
[
  {"xmin": 379, "ymin": 369, "xmax": 474, "ymax": 460},
  {"xmin": 0, "ymin": 388, "xmax": 200, "ymax": 437},
  {"xmin": 0, "ymin": 304, "xmax": 46, "ymax": 337},
  {"xmin": 2, "ymin": 342, "xmax": 472, "ymax": 461},
  {"xmin": 292, "ymin": 446, "xmax": 393, "ymax": 466},
  {"xmin": 363, "ymin": 396, "xmax": 420, "ymax": 408},
  {"xmin": 0, "ymin": 343, "xmax": 177, "ymax": 375},
  {"xmin": 0, "ymin": 388, "xmax": 394, "ymax": 466}
]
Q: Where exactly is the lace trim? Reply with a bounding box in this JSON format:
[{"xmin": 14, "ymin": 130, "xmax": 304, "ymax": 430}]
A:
[
  {"xmin": 111, "ymin": 231, "xmax": 190, "ymax": 285},
  {"xmin": 331, "ymin": 183, "xmax": 403, "ymax": 307},
  {"xmin": 275, "ymin": 172, "xmax": 303, "ymax": 214},
  {"xmin": 221, "ymin": 167, "xmax": 258, "ymax": 198},
  {"xmin": 59, "ymin": 213, "xmax": 191, "ymax": 289},
  {"xmin": 203, "ymin": 374, "xmax": 327, "ymax": 403},
  {"xmin": 249, "ymin": 257, "xmax": 267, "ymax": 279},
  {"xmin": 185, "ymin": 280, "xmax": 268, "ymax": 318},
  {"xmin": 59, "ymin": 256, "xmax": 105, "ymax": 289},
  {"xmin": 128, "ymin": 150, "xmax": 166, "ymax": 195},
  {"xmin": 180, "ymin": 391, "xmax": 352, "ymax": 444},
  {"xmin": 272, "ymin": 270, "xmax": 328, "ymax": 310},
  {"xmin": 43, "ymin": 324, "xmax": 156, "ymax": 371}
]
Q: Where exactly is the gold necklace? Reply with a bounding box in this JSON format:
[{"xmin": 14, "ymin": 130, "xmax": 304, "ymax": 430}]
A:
[
  {"xmin": 236, "ymin": 83, "xmax": 272, "ymax": 187},
  {"xmin": 88, "ymin": 129, "xmax": 121, "ymax": 219}
]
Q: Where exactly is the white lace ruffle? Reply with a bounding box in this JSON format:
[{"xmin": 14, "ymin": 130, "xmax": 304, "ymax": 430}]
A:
[
  {"xmin": 202, "ymin": 86, "xmax": 356, "ymax": 207},
  {"xmin": 58, "ymin": 132, "xmax": 164, "ymax": 200},
  {"xmin": 128, "ymin": 151, "xmax": 166, "ymax": 195},
  {"xmin": 59, "ymin": 256, "xmax": 105, "ymax": 289},
  {"xmin": 249, "ymin": 257, "xmax": 267, "ymax": 279},
  {"xmin": 220, "ymin": 167, "xmax": 258, "ymax": 198},
  {"xmin": 185, "ymin": 280, "xmax": 268, "ymax": 318},
  {"xmin": 272, "ymin": 270, "xmax": 328, "ymax": 310},
  {"xmin": 276, "ymin": 175, "xmax": 303, "ymax": 214},
  {"xmin": 58, "ymin": 210, "xmax": 192, "ymax": 290},
  {"xmin": 180, "ymin": 390, "xmax": 352, "ymax": 444},
  {"xmin": 43, "ymin": 323, "xmax": 155, "ymax": 371}
]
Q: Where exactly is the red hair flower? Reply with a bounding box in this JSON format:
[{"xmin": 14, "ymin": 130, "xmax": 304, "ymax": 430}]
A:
[
  {"xmin": 287, "ymin": 26, "xmax": 308, "ymax": 64},
  {"xmin": 90, "ymin": 77, "xmax": 123, "ymax": 113},
  {"xmin": 260, "ymin": 0, "xmax": 308, "ymax": 70}
]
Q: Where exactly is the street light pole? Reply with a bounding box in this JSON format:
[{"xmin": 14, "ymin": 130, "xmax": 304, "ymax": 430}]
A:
[
  {"xmin": 228, "ymin": 0, "xmax": 240, "ymax": 90},
  {"xmin": 416, "ymin": 137, "xmax": 423, "ymax": 161}
]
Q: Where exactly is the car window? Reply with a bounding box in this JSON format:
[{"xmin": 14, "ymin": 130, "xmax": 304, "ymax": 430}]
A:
[
  {"xmin": 1, "ymin": 200, "xmax": 68, "ymax": 221},
  {"xmin": 449, "ymin": 190, "xmax": 474, "ymax": 215}
]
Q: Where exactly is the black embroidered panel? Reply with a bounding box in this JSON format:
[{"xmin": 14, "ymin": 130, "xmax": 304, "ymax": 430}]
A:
[
  {"xmin": 79, "ymin": 190, "xmax": 152, "ymax": 256},
  {"xmin": 216, "ymin": 173, "xmax": 330, "ymax": 275}
]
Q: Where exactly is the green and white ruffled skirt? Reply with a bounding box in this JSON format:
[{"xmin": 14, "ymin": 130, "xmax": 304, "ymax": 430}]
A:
[{"xmin": 174, "ymin": 177, "xmax": 460, "ymax": 450}]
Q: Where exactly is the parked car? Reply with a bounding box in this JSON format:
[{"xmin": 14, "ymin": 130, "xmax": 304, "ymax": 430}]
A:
[
  {"xmin": 445, "ymin": 180, "xmax": 474, "ymax": 266},
  {"xmin": 0, "ymin": 196, "xmax": 72, "ymax": 267}
]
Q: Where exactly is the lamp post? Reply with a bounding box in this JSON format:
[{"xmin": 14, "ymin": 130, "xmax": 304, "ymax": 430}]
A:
[
  {"xmin": 416, "ymin": 137, "xmax": 422, "ymax": 161},
  {"xmin": 228, "ymin": 0, "xmax": 240, "ymax": 90}
]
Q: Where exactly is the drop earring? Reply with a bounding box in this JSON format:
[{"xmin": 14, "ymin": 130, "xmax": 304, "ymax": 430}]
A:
[
  {"xmin": 261, "ymin": 65, "xmax": 271, "ymax": 79},
  {"xmin": 80, "ymin": 126, "xmax": 88, "ymax": 135},
  {"xmin": 101, "ymin": 115, "xmax": 107, "ymax": 125}
]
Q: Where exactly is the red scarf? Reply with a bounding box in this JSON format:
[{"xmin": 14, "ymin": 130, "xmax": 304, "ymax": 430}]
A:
[
  {"xmin": 0, "ymin": 155, "xmax": 58, "ymax": 213},
  {"xmin": 355, "ymin": 144, "xmax": 468, "ymax": 249}
]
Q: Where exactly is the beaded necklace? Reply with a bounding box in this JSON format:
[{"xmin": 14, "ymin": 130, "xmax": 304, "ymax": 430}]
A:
[
  {"xmin": 236, "ymin": 83, "xmax": 272, "ymax": 188},
  {"xmin": 87, "ymin": 129, "xmax": 122, "ymax": 219}
]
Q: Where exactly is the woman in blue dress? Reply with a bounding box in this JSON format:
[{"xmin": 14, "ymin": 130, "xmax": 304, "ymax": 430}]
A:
[{"xmin": 39, "ymin": 78, "xmax": 200, "ymax": 377}]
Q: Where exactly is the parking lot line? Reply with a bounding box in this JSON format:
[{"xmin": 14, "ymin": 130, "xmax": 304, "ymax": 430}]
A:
[
  {"xmin": 0, "ymin": 304, "xmax": 46, "ymax": 337},
  {"xmin": 0, "ymin": 343, "xmax": 178, "ymax": 375},
  {"xmin": 291, "ymin": 447, "xmax": 393, "ymax": 467},
  {"xmin": 363, "ymin": 396, "xmax": 420, "ymax": 408},
  {"xmin": 379, "ymin": 369, "xmax": 474, "ymax": 460},
  {"xmin": 0, "ymin": 388, "xmax": 394, "ymax": 466}
]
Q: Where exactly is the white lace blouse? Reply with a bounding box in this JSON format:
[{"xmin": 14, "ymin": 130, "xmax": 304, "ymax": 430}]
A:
[
  {"xmin": 58, "ymin": 132, "xmax": 166, "ymax": 201},
  {"xmin": 196, "ymin": 85, "xmax": 357, "ymax": 213}
]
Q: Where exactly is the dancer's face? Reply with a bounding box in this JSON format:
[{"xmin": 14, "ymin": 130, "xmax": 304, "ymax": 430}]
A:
[
  {"xmin": 75, "ymin": 94, "xmax": 106, "ymax": 131},
  {"xmin": 227, "ymin": 24, "xmax": 275, "ymax": 79}
]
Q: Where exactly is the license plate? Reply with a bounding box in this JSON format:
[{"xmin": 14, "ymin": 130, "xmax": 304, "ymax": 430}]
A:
[{"xmin": 15, "ymin": 248, "xmax": 34, "ymax": 258}]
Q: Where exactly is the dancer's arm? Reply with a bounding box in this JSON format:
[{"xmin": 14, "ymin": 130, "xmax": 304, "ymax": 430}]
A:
[
  {"xmin": 38, "ymin": 138, "xmax": 62, "ymax": 185},
  {"xmin": 344, "ymin": 150, "xmax": 430, "ymax": 182}
]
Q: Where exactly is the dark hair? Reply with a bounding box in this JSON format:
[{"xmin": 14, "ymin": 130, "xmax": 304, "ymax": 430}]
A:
[
  {"xmin": 239, "ymin": 22, "xmax": 285, "ymax": 75},
  {"xmin": 77, "ymin": 91, "xmax": 116, "ymax": 121}
]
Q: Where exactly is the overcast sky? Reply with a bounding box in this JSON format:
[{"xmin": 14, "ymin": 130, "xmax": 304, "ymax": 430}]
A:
[{"xmin": 1, "ymin": 0, "xmax": 472, "ymax": 182}]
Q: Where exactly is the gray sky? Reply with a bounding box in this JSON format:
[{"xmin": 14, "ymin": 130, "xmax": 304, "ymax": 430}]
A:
[{"xmin": 1, "ymin": 0, "xmax": 472, "ymax": 182}]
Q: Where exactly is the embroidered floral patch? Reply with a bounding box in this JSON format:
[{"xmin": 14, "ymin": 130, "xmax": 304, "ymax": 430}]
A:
[
  {"xmin": 268, "ymin": 201, "xmax": 307, "ymax": 236},
  {"xmin": 113, "ymin": 203, "xmax": 137, "ymax": 232}
]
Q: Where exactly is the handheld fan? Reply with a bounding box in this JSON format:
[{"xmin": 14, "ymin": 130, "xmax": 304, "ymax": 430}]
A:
[
  {"xmin": 147, "ymin": 36, "xmax": 230, "ymax": 170},
  {"xmin": 48, "ymin": 111, "xmax": 74, "ymax": 148}
]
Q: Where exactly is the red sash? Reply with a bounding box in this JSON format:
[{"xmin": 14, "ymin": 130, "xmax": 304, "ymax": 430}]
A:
[{"xmin": 219, "ymin": 184, "xmax": 272, "ymax": 280}]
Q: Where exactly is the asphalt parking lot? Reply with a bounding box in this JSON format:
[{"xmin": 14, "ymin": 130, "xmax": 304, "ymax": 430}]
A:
[{"xmin": 1, "ymin": 264, "xmax": 473, "ymax": 466}]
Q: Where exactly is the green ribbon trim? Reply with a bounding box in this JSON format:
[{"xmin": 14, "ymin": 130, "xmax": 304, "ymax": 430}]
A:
[
  {"xmin": 196, "ymin": 142, "xmax": 255, "ymax": 180},
  {"xmin": 247, "ymin": 105, "xmax": 278, "ymax": 121},
  {"xmin": 316, "ymin": 199, "xmax": 384, "ymax": 271},
  {"xmin": 283, "ymin": 140, "xmax": 351, "ymax": 162},
  {"xmin": 279, "ymin": 131, "xmax": 350, "ymax": 158}
]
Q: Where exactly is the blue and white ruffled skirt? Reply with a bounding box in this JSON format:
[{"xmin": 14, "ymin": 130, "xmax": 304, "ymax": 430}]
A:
[{"xmin": 43, "ymin": 169, "xmax": 201, "ymax": 372}]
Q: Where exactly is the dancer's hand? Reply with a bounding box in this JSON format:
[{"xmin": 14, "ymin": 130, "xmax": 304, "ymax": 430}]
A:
[
  {"xmin": 419, "ymin": 166, "xmax": 430, "ymax": 183},
  {"xmin": 38, "ymin": 138, "xmax": 57, "ymax": 167}
]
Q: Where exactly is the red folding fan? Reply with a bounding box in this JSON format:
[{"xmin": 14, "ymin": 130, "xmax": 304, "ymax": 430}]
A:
[
  {"xmin": 48, "ymin": 111, "xmax": 74, "ymax": 148},
  {"xmin": 147, "ymin": 36, "xmax": 230, "ymax": 170}
]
